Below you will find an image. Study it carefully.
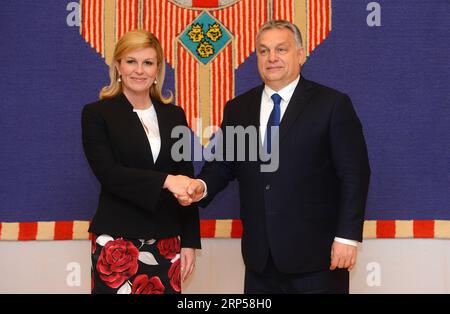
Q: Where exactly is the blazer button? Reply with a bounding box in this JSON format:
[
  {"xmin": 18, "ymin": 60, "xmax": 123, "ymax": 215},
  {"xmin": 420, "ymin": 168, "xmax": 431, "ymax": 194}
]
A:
[{"xmin": 265, "ymin": 184, "xmax": 271, "ymax": 190}]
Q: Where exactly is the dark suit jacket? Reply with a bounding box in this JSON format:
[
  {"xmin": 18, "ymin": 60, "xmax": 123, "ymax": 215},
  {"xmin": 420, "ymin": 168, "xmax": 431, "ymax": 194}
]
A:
[
  {"xmin": 198, "ymin": 77, "xmax": 370, "ymax": 273},
  {"xmin": 81, "ymin": 93, "xmax": 201, "ymax": 248}
]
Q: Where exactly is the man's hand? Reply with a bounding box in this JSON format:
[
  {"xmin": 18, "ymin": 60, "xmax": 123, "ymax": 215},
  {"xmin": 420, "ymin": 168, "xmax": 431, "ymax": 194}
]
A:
[
  {"xmin": 330, "ymin": 241, "xmax": 357, "ymax": 271},
  {"xmin": 180, "ymin": 248, "xmax": 196, "ymax": 283},
  {"xmin": 187, "ymin": 179, "xmax": 205, "ymax": 203}
]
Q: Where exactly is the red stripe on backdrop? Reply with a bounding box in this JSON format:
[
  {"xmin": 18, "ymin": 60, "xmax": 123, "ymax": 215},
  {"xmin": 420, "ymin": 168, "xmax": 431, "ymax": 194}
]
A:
[
  {"xmin": 117, "ymin": 0, "xmax": 122, "ymax": 40},
  {"xmin": 314, "ymin": 0, "xmax": 318, "ymax": 51},
  {"xmin": 54, "ymin": 221, "xmax": 74, "ymax": 240},
  {"xmin": 320, "ymin": 0, "xmax": 324, "ymax": 44},
  {"xmin": 376, "ymin": 220, "xmax": 396, "ymax": 238},
  {"xmin": 414, "ymin": 220, "xmax": 434, "ymax": 238},
  {"xmin": 0, "ymin": 220, "xmax": 447, "ymax": 240},
  {"xmin": 125, "ymin": 0, "xmax": 129, "ymax": 37},
  {"xmin": 81, "ymin": 0, "xmax": 86, "ymax": 39},
  {"xmin": 144, "ymin": 0, "xmax": 148, "ymax": 32},
  {"xmin": 284, "ymin": 0, "xmax": 288, "ymax": 20},
  {"xmin": 244, "ymin": 0, "xmax": 249, "ymax": 56},
  {"xmin": 308, "ymin": 0, "xmax": 312, "ymax": 53},
  {"xmin": 169, "ymin": 2, "xmax": 175, "ymax": 63},
  {"xmin": 200, "ymin": 220, "xmax": 216, "ymax": 237},
  {"xmin": 273, "ymin": 0, "xmax": 278, "ymax": 19},
  {"xmin": 193, "ymin": 0, "xmax": 219, "ymax": 8},
  {"xmin": 212, "ymin": 55, "xmax": 217, "ymax": 129},
  {"xmin": 89, "ymin": 0, "xmax": 92, "ymax": 41},
  {"xmin": 95, "ymin": 0, "xmax": 99, "ymax": 54},
  {"xmin": 192, "ymin": 55, "xmax": 198, "ymax": 125},
  {"xmin": 325, "ymin": 0, "xmax": 329, "ymax": 37},
  {"xmin": 18, "ymin": 222, "xmax": 38, "ymax": 241},
  {"xmin": 99, "ymin": 0, "xmax": 103, "ymax": 56},
  {"xmin": 231, "ymin": 220, "xmax": 243, "ymax": 238}
]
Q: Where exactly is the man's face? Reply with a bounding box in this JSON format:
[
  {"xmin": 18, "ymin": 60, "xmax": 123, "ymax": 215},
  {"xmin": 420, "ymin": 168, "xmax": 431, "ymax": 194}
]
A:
[{"xmin": 256, "ymin": 28, "xmax": 305, "ymax": 91}]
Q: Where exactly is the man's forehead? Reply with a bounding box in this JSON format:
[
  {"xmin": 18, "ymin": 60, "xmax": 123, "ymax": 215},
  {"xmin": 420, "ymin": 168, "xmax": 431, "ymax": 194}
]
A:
[
  {"xmin": 257, "ymin": 38, "xmax": 293, "ymax": 47},
  {"xmin": 257, "ymin": 28, "xmax": 295, "ymax": 45}
]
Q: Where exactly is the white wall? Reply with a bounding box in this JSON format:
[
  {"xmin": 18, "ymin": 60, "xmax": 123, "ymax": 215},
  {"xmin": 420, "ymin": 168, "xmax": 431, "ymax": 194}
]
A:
[{"xmin": 0, "ymin": 239, "xmax": 449, "ymax": 293}]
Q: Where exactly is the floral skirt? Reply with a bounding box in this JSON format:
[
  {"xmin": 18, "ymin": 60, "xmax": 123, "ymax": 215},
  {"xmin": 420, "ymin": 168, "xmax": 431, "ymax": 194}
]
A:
[{"xmin": 91, "ymin": 234, "xmax": 181, "ymax": 294}]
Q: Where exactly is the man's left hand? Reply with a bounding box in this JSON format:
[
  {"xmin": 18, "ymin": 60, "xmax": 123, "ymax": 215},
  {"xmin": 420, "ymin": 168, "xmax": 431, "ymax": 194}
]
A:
[{"xmin": 330, "ymin": 241, "xmax": 357, "ymax": 271}]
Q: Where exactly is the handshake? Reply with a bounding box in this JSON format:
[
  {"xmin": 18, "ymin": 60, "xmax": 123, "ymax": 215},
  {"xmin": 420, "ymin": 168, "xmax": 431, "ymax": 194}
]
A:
[{"xmin": 163, "ymin": 175, "xmax": 206, "ymax": 206}]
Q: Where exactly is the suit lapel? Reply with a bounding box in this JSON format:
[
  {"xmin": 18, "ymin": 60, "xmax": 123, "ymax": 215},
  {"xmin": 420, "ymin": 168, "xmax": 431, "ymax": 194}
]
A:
[
  {"xmin": 152, "ymin": 100, "xmax": 169, "ymax": 168},
  {"xmin": 247, "ymin": 85, "xmax": 264, "ymax": 129},
  {"xmin": 278, "ymin": 76, "xmax": 313, "ymax": 142},
  {"xmin": 115, "ymin": 93, "xmax": 156, "ymax": 166}
]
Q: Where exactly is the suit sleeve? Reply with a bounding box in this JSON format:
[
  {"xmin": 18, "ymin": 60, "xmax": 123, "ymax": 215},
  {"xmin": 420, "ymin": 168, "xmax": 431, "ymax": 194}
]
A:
[
  {"xmin": 81, "ymin": 105, "xmax": 168, "ymax": 213},
  {"xmin": 197, "ymin": 101, "xmax": 236, "ymax": 207},
  {"xmin": 173, "ymin": 107, "xmax": 201, "ymax": 249},
  {"xmin": 329, "ymin": 94, "xmax": 371, "ymax": 242}
]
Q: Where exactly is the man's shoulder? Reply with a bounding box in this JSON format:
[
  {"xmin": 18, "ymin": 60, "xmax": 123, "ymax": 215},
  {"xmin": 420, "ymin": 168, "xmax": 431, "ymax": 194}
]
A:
[
  {"xmin": 304, "ymin": 78, "xmax": 348, "ymax": 100},
  {"xmin": 304, "ymin": 79, "xmax": 346, "ymax": 97},
  {"xmin": 226, "ymin": 84, "xmax": 264, "ymax": 111}
]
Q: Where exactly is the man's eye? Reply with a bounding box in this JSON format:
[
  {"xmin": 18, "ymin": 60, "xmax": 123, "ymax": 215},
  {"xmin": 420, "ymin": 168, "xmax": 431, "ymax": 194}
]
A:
[
  {"xmin": 144, "ymin": 61, "xmax": 154, "ymax": 65},
  {"xmin": 126, "ymin": 60, "xmax": 135, "ymax": 64}
]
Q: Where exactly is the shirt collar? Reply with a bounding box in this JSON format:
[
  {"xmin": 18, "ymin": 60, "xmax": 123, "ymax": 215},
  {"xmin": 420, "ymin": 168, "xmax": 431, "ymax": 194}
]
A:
[{"xmin": 263, "ymin": 75, "xmax": 300, "ymax": 103}]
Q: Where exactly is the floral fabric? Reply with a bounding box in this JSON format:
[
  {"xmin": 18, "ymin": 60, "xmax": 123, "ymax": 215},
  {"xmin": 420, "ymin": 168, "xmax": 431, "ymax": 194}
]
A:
[{"xmin": 91, "ymin": 234, "xmax": 181, "ymax": 294}]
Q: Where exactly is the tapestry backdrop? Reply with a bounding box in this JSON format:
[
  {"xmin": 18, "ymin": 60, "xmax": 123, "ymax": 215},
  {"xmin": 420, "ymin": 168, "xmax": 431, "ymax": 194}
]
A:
[{"xmin": 0, "ymin": 0, "xmax": 449, "ymax": 240}]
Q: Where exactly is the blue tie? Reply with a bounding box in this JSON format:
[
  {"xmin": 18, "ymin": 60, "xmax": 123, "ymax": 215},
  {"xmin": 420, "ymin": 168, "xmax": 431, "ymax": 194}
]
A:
[{"xmin": 265, "ymin": 93, "xmax": 282, "ymax": 154}]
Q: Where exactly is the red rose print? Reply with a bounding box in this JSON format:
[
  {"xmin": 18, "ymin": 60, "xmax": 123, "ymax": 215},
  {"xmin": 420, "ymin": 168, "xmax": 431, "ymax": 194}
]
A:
[
  {"xmin": 168, "ymin": 258, "xmax": 181, "ymax": 292},
  {"xmin": 91, "ymin": 236, "xmax": 97, "ymax": 254},
  {"xmin": 96, "ymin": 238, "xmax": 139, "ymax": 289},
  {"xmin": 131, "ymin": 275, "xmax": 165, "ymax": 294},
  {"xmin": 157, "ymin": 237, "xmax": 180, "ymax": 259}
]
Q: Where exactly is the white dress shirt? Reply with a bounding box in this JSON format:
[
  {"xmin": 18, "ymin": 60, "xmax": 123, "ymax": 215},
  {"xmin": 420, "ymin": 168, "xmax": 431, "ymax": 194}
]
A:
[
  {"xmin": 259, "ymin": 75, "xmax": 300, "ymax": 140},
  {"xmin": 133, "ymin": 105, "xmax": 161, "ymax": 163},
  {"xmin": 200, "ymin": 76, "xmax": 357, "ymax": 247}
]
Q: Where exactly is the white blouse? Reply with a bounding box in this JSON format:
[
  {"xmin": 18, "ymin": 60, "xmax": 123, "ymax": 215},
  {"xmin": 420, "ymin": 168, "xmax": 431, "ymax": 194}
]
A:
[{"xmin": 133, "ymin": 106, "xmax": 161, "ymax": 162}]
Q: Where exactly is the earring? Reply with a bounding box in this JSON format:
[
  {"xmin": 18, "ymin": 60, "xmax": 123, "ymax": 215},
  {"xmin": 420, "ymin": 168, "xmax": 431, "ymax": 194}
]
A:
[
  {"xmin": 118, "ymin": 76, "xmax": 122, "ymax": 83},
  {"xmin": 154, "ymin": 79, "xmax": 157, "ymax": 85}
]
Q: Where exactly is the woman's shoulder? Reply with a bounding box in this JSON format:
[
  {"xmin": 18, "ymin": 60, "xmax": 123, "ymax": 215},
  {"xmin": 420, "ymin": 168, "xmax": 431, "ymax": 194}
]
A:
[
  {"xmin": 156, "ymin": 101, "xmax": 186, "ymax": 117},
  {"xmin": 83, "ymin": 94, "xmax": 122, "ymax": 113}
]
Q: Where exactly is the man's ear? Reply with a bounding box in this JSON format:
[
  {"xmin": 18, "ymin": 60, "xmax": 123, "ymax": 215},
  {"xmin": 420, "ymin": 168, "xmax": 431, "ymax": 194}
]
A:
[{"xmin": 298, "ymin": 46, "xmax": 306, "ymax": 66}]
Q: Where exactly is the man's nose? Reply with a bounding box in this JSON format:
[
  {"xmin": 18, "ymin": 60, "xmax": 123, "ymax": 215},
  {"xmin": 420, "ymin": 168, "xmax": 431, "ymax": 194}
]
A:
[{"xmin": 268, "ymin": 50, "xmax": 278, "ymax": 62}]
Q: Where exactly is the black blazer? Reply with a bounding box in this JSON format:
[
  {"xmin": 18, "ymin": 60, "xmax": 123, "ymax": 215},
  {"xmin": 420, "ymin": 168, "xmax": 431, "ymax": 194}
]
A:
[
  {"xmin": 81, "ymin": 93, "xmax": 201, "ymax": 249},
  {"xmin": 199, "ymin": 77, "xmax": 370, "ymax": 273}
]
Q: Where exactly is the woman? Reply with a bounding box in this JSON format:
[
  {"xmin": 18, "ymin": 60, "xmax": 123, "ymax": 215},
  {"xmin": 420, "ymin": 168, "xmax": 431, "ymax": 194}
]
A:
[{"xmin": 81, "ymin": 30, "xmax": 200, "ymax": 294}]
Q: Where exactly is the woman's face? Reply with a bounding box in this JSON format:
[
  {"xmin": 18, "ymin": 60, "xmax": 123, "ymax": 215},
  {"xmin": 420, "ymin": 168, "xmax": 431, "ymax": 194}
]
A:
[{"xmin": 116, "ymin": 47, "xmax": 159, "ymax": 95}]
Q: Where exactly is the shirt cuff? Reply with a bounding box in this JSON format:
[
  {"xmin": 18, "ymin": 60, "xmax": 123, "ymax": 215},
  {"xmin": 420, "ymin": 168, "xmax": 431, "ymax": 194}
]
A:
[
  {"xmin": 334, "ymin": 237, "xmax": 358, "ymax": 247},
  {"xmin": 197, "ymin": 179, "xmax": 208, "ymax": 200}
]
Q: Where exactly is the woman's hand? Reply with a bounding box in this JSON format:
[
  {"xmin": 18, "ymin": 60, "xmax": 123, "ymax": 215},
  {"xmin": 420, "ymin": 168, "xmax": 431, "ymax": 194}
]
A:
[
  {"xmin": 163, "ymin": 175, "xmax": 192, "ymax": 201},
  {"xmin": 180, "ymin": 248, "xmax": 196, "ymax": 283}
]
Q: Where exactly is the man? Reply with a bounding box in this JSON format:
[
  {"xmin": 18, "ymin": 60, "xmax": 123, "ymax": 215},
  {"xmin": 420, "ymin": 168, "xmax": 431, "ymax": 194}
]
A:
[{"xmin": 181, "ymin": 20, "xmax": 370, "ymax": 293}]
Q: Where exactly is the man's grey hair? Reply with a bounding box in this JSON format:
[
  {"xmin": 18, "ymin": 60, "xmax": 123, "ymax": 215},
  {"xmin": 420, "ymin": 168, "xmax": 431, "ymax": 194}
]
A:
[{"xmin": 256, "ymin": 19, "xmax": 303, "ymax": 48}]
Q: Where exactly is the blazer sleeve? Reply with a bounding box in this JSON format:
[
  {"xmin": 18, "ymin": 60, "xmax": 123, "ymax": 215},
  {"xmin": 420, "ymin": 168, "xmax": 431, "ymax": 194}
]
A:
[
  {"xmin": 197, "ymin": 101, "xmax": 236, "ymax": 207},
  {"xmin": 173, "ymin": 106, "xmax": 201, "ymax": 249},
  {"xmin": 81, "ymin": 104, "xmax": 168, "ymax": 213},
  {"xmin": 329, "ymin": 94, "xmax": 371, "ymax": 242}
]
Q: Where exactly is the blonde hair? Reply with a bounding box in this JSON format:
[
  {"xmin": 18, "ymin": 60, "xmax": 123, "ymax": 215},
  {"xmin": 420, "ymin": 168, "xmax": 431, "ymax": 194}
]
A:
[{"xmin": 99, "ymin": 29, "xmax": 173, "ymax": 104}]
